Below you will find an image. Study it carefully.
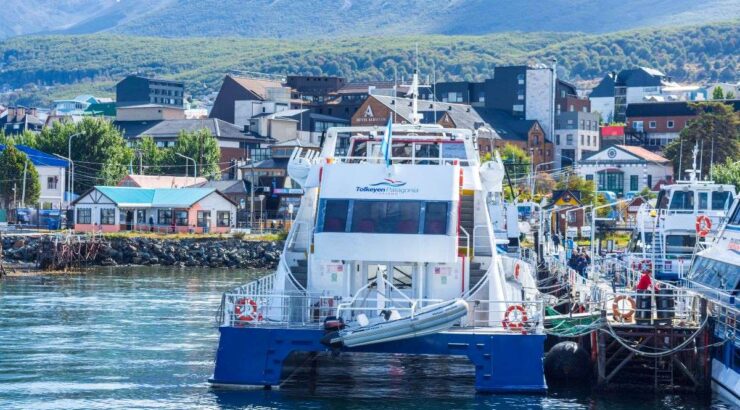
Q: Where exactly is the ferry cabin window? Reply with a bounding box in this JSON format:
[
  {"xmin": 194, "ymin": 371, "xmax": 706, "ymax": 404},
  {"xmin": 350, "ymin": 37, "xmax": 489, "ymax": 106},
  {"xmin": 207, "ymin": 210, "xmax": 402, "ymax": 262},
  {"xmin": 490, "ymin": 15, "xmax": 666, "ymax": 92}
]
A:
[
  {"xmin": 441, "ymin": 143, "xmax": 467, "ymax": 163},
  {"xmin": 665, "ymin": 235, "xmax": 696, "ymax": 254},
  {"xmin": 698, "ymin": 192, "xmax": 708, "ymax": 210},
  {"xmin": 656, "ymin": 190, "xmax": 669, "ymax": 209},
  {"xmin": 424, "ymin": 202, "xmax": 449, "ymax": 234},
  {"xmin": 689, "ymin": 256, "xmax": 739, "ymax": 293},
  {"xmin": 669, "ymin": 190, "xmax": 694, "ymax": 211},
  {"xmin": 351, "ymin": 201, "xmax": 421, "ymax": 234},
  {"xmin": 322, "ymin": 200, "xmax": 349, "ymax": 232},
  {"xmin": 730, "ymin": 201, "xmax": 740, "ymax": 225},
  {"xmin": 711, "ymin": 191, "xmax": 731, "ymax": 210}
]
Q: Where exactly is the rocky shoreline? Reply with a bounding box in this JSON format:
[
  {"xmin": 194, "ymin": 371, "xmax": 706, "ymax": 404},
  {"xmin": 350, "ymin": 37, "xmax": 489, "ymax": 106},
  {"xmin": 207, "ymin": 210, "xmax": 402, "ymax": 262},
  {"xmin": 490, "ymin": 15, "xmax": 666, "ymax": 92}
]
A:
[{"xmin": 1, "ymin": 236, "xmax": 282, "ymax": 270}]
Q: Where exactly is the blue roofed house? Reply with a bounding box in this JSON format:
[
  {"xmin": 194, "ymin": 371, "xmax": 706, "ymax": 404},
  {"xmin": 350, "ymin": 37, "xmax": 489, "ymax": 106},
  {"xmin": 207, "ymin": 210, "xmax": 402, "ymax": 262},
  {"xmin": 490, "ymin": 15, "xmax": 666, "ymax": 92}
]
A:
[
  {"xmin": 71, "ymin": 186, "xmax": 237, "ymax": 234},
  {"xmin": 0, "ymin": 144, "xmax": 69, "ymax": 209}
]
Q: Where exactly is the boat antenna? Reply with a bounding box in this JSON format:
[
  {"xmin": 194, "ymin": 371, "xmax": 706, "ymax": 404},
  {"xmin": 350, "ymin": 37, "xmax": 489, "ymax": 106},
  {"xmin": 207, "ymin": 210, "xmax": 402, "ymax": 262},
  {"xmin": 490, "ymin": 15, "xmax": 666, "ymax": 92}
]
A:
[
  {"xmin": 677, "ymin": 137, "xmax": 683, "ymax": 181},
  {"xmin": 699, "ymin": 140, "xmax": 704, "ymax": 180},
  {"xmin": 686, "ymin": 142, "xmax": 699, "ymax": 182},
  {"xmin": 407, "ymin": 44, "xmax": 422, "ymax": 125},
  {"xmin": 709, "ymin": 135, "xmax": 715, "ymax": 180},
  {"xmin": 432, "ymin": 59, "xmax": 437, "ymax": 123}
]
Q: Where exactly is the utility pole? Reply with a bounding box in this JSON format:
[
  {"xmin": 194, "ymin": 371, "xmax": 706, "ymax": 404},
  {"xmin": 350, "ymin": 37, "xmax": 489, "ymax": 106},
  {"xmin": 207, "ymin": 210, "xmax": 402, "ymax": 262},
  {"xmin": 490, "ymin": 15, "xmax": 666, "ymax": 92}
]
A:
[{"xmin": 21, "ymin": 159, "xmax": 28, "ymax": 207}]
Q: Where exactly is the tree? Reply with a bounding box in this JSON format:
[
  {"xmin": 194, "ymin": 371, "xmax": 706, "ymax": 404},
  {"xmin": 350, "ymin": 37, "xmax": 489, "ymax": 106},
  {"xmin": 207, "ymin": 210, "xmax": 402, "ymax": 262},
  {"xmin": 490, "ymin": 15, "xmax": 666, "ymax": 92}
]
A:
[
  {"xmin": 712, "ymin": 86, "xmax": 724, "ymax": 100},
  {"xmin": 497, "ymin": 143, "xmax": 531, "ymax": 182},
  {"xmin": 134, "ymin": 136, "xmax": 167, "ymax": 175},
  {"xmin": 638, "ymin": 186, "xmax": 657, "ymax": 200},
  {"xmin": 727, "ymin": 91, "xmax": 736, "ymax": 100},
  {"xmin": 712, "ymin": 159, "xmax": 740, "ymax": 191},
  {"xmin": 36, "ymin": 118, "xmax": 133, "ymax": 193},
  {"xmin": 170, "ymin": 129, "xmax": 222, "ymax": 180},
  {"xmin": 0, "ymin": 143, "xmax": 40, "ymax": 208},
  {"xmin": 0, "ymin": 130, "xmax": 38, "ymax": 148},
  {"xmin": 663, "ymin": 102, "xmax": 740, "ymax": 178}
]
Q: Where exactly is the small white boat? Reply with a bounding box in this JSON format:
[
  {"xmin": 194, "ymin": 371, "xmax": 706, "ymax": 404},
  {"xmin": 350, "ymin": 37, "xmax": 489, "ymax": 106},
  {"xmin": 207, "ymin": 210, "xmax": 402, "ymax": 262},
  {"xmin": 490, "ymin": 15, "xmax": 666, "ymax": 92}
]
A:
[{"xmin": 323, "ymin": 299, "xmax": 469, "ymax": 348}]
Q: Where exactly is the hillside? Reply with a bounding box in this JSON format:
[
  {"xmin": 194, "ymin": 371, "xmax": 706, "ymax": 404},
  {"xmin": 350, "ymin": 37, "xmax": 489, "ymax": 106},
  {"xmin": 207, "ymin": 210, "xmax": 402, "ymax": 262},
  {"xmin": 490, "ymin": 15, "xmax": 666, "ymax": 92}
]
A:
[
  {"xmin": 2, "ymin": 0, "xmax": 739, "ymax": 39},
  {"xmin": 0, "ymin": 22, "xmax": 737, "ymax": 107}
]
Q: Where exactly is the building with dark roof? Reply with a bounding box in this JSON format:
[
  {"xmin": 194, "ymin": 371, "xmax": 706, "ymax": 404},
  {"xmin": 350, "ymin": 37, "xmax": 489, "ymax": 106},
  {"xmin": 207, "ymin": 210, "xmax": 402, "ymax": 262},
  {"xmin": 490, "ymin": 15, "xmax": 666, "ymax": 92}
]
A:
[
  {"xmin": 116, "ymin": 75, "xmax": 185, "ymax": 108},
  {"xmin": 209, "ymin": 75, "xmax": 287, "ymax": 124},
  {"xmin": 0, "ymin": 106, "xmax": 44, "ymax": 135},
  {"xmin": 114, "ymin": 118, "xmax": 268, "ymax": 171}
]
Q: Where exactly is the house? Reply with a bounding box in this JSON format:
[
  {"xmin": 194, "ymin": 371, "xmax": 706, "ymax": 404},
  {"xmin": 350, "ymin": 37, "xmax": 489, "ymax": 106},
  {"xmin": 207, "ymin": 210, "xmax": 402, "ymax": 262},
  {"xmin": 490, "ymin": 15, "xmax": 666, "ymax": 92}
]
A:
[
  {"xmin": 116, "ymin": 75, "xmax": 185, "ymax": 108},
  {"xmin": 576, "ymin": 145, "xmax": 674, "ymax": 197},
  {"xmin": 113, "ymin": 117, "xmax": 268, "ymax": 171},
  {"xmin": 480, "ymin": 109, "xmax": 554, "ymax": 168},
  {"xmin": 544, "ymin": 190, "xmax": 586, "ymax": 238},
  {"xmin": 588, "ymin": 67, "xmax": 701, "ymax": 123},
  {"xmin": 187, "ymin": 179, "xmax": 251, "ymax": 224},
  {"xmin": 0, "ymin": 144, "xmax": 68, "ymax": 209},
  {"xmin": 0, "ymin": 106, "xmax": 44, "ymax": 135},
  {"xmin": 51, "ymin": 95, "xmax": 110, "ymax": 116},
  {"xmin": 118, "ymin": 174, "xmax": 207, "ymax": 188},
  {"xmin": 84, "ymin": 102, "xmax": 117, "ymax": 118},
  {"xmin": 427, "ymin": 64, "xmax": 560, "ymax": 143},
  {"xmin": 71, "ymin": 186, "xmax": 236, "ymax": 233},
  {"xmin": 553, "ymin": 110, "xmax": 600, "ymax": 167},
  {"xmin": 624, "ymin": 101, "xmax": 699, "ymax": 149},
  {"xmin": 247, "ymin": 108, "xmax": 347, "ymax": 146},
  {"xmin": 209, "ymin": 74, "xmax": 286, "ymax": 124}
]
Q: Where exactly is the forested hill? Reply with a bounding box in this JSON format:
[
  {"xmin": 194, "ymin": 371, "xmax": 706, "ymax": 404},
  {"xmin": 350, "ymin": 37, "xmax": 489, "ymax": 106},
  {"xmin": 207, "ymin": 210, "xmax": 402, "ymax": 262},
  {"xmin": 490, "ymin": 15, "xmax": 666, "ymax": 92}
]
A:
[
  {"xmin": 0, "ymin": 21, "xmax": 737, "ymax": 106},
  {"xmin": 2, "ymin": 0, "xmax": 738, "ymax": 39}
]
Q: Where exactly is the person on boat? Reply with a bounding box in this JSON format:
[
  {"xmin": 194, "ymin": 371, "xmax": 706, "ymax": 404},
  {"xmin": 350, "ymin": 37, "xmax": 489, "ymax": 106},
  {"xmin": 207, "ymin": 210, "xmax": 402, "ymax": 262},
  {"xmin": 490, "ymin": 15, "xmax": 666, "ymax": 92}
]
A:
[{"xmin": 636, "ymin": 270, "xmax": 659, "ymax": 292}]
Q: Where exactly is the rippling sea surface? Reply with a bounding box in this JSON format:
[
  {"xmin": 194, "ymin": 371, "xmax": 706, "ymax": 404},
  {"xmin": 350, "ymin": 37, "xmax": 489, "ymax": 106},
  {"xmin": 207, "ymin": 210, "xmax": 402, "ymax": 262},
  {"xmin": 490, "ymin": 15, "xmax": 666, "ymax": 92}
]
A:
[{"xmin": 0, "ymin": 266, "xmax": 732, "ymax": 409}]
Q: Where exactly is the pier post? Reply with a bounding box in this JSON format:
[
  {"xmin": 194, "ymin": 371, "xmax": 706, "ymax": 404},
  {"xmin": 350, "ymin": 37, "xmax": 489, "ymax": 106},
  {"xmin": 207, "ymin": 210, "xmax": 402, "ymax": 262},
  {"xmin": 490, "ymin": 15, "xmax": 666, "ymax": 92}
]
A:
[{"xmin": 596, "ymin": 311, "xmax": 606, "ymax": 387}]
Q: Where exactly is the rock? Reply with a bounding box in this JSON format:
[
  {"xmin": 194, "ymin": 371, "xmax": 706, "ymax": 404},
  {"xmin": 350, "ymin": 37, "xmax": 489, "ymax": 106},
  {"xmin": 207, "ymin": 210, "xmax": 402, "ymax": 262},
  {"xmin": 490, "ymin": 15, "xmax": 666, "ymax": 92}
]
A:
[
  {"xmin": 13, "ymin": 240, "xmax": 25, "ymax": 249},
  {"xmin": 100, "ymin": 257, "xmax": 117, "ymax": 266}
]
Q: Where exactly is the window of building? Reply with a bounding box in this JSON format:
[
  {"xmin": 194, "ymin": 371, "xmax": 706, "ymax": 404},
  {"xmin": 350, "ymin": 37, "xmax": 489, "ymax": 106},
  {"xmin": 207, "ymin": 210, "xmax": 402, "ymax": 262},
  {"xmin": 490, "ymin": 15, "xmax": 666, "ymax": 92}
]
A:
[
  {"xmin": 647, "ymin": 175, "xmax": 652, "ymax": 189},
  {"xmin": 517, "ymin": 91, "xmax": 524, "ymax": 101},
  {"xmin": 158, "ymin": 209, "xmax": 172, "ymax": 225},
  {"xmin": 585, "ymin": 174, "xmax": 593, "ymax": 181},
  {"xmin": 47, "ymin": 176, "xmax": 58, "ymax": 190},
  {"xmin": 566, "ymin": 134, "xmax": 573, "ymax": 145},
  {"xmin": 100, "ymin": 209, "xmax": 115, "ymax": 225},
  {"xmin": 217, "ymin": 211, "xmax": 231, "ymax": 227},
  {"xmin": 630, "ymin": 175, "xmax": 639, "ymax": 191},
  {"xmin": 517, "ymin": 74, "xmax": 524, "ymax": 85},
  {"xmin": 667, "ymin": 120, "xmax": 674, "ymax": 129},
  {"xmin": 321, "ymin": 200, "xmax": 349, "ymax": 232},
  {"xmin": 556, "ymin": 134, "xmax": 561, "ymax": 145},
  {"xmin": 649, "ymin": 121, "xmax": 657, "ymax": 129},
  {"xmin": 633, "ymin": 121, "xmax": 644, "ymax": 131},
  {"xmin": 175, "ymin": 210, "xmax": 189, "ymax": 226},
  {"xmin": 533, "ymin": 136, "xmax": 539, "ymax": 145},
  {"xmin": 712, "ymin": 191, "xmax": 731, "ymax": 210},
  {"xmin": 77, "ymin": 208, "xmax": 91, "ymax": 224}
]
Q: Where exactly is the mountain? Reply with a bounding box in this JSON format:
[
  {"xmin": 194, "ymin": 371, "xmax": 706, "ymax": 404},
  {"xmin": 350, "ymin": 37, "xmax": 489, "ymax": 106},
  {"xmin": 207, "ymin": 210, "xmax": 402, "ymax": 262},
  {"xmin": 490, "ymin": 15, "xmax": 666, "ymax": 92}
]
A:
[
  {"xmin": 0, "ymin": 22, "xmax": 737, "ymax": 107},
  {"xmin": 2, "ymin": 0, "xmax": 739, "ymax": 39}
]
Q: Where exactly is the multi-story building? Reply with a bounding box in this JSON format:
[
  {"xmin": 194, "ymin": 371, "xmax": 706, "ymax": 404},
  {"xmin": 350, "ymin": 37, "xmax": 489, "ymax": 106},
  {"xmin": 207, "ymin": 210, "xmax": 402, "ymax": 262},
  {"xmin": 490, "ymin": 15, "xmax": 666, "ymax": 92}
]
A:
[
  {"xmin": 116, "ymin": 75, "xmax": 186, "ymax": 108},
  {"xmin": 553, "ymin": 111, "xmax": 600, "ymax": 167},
  {"xmin": 588, "ymin": 67, "xmax": 701, "ymax": 123},
  {"xmin": 624, "ymin": 101, "xmax": 699, "ymax": 149}
]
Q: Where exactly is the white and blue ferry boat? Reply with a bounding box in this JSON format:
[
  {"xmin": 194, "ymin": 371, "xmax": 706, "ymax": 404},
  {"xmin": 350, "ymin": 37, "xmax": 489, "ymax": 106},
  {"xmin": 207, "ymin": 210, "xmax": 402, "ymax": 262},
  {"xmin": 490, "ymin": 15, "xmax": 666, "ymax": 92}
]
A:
[
  {"xmin": 209, "ymin": 75, "xmax": 547, "ymax": 393},
  {"xmin": 684, "ymin": 195, "xmax": 740, "ymax": 405}
]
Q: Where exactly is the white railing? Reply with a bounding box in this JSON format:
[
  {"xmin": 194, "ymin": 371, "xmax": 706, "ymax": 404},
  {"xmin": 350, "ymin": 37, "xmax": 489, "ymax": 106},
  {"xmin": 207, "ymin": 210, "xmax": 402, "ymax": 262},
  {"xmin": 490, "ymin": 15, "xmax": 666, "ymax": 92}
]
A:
[
  {"xmin": 459, "ymin": 226, "xmax": 470, "ymax": 259},
  {"xmin": 334, "ymin": 155, "xmax": 473, "ymax": 167},
  {"xmin": 472, "ymin": 224, "xmax": 493, "ymax": 257}
]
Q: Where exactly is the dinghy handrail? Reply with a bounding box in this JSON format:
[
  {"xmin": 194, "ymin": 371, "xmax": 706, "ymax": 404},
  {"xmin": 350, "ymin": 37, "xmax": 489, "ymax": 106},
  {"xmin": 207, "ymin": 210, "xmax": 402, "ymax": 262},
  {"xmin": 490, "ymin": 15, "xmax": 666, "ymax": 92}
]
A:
[{"xmin": 336, "ymin": 273, "xmax": 417, "ymax": 318}]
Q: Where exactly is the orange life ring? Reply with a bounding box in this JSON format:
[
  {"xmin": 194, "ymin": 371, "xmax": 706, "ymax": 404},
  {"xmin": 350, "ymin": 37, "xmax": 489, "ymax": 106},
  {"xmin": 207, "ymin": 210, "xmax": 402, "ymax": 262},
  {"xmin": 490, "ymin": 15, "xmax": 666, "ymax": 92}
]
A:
[
  {"xmin": 612, "ymin": 295, "xmax": 636, "ymax": 322},
  {"xmin": 503, "ymin": 304, "xmax": 528, "ymax": 330},
  {"xmin": 235, "ymin": 298, "xmax": 263, "ymax": 322},
  {"xmin": 696, "ymin": 215, "xmax": 712, "ymax": 237}
]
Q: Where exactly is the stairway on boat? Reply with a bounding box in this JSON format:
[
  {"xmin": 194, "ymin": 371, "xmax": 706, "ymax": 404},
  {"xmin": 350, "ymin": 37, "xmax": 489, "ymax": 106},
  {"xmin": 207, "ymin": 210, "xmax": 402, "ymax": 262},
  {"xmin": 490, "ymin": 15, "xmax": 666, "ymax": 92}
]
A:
[
  {"xmin": 459, "ymin": 192, "xmax": 475, "ymax": 256},
  {"xmin": 469, "ymin": 261, "xmax": 486, "ymax": 288},
  {"xmin": 290, "ymin": 258, "xmax": 309, "ymax": 289}
]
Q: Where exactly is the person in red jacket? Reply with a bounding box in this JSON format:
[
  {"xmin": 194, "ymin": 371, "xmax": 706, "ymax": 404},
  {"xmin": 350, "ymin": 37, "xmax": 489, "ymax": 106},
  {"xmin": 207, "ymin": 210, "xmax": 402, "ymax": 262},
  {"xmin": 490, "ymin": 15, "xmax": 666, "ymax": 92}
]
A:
[{"xmin": 636, "ymin": 271, "xmax": 659, "ymax": 291}]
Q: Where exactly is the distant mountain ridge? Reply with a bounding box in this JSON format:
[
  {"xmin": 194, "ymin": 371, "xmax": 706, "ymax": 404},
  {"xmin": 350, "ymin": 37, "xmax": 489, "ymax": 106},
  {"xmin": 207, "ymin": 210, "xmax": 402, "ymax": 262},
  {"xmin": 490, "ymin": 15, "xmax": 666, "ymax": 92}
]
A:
[{"xmin": 2, "ymin": 0, "xmax": 739, "ymax": 39}]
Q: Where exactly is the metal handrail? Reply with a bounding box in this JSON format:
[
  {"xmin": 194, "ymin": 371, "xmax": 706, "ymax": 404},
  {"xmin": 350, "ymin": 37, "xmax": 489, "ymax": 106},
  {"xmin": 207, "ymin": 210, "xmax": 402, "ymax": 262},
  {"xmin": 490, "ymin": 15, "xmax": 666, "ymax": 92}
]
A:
[{"xmin": 459, "ymin": 226, "xmax": 471, "ymax": 259}]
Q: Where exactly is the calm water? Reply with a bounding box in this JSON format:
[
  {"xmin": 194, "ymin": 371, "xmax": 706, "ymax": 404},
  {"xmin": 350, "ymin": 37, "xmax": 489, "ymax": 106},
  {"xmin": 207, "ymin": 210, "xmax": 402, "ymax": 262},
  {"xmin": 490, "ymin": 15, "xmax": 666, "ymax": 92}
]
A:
[{"xmin": 0, "ymin": 267, "xmax": 732, "ymax": 409}]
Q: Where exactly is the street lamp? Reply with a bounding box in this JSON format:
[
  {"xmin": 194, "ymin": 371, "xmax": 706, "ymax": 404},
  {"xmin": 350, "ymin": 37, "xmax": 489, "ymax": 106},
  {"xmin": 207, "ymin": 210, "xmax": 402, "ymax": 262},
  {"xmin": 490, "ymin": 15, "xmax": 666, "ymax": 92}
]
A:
[
  {"xmin": 175, "ymin": 153, "xmax": 197, "ymax": 185},
  {"xmin": 258, "ymin": 194, "xmax": 266, "ymax": 233},
  {"xmin": 67, "ymin": 132, "xmax": 82, "ymax": 198}
]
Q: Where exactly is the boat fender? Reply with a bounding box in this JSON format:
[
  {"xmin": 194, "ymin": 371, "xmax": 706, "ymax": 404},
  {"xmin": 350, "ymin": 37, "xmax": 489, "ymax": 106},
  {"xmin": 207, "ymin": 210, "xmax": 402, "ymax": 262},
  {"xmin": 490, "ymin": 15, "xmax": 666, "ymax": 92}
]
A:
[
  {"xmin": 502, "ymin": 304, "xmax": 528, "ymax": 331},
  {"xmin": 323, "ymin": 315, "xmax": 345, "ymax": 331},
  {"xmin": 234, "ymin": 298, "xmax": 263, "ymax": 322},
  {"xmin": 695, "ymin": 215, "xmax": 712, "ymax": 237},
  {"xmin": 611, "ymin": 295, "xmax": 636, "ymax": 322}
]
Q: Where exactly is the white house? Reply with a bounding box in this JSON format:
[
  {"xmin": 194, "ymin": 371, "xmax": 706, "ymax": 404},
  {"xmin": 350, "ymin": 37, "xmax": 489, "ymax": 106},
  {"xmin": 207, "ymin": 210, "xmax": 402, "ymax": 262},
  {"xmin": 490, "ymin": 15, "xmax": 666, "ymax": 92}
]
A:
[
  {"xmin": 0, "ymin": 144, "xmax": 68, "ymax": 209},
  {"xmin": 576, "ymin": 145, "xmax": 674, "ymax": 197}
]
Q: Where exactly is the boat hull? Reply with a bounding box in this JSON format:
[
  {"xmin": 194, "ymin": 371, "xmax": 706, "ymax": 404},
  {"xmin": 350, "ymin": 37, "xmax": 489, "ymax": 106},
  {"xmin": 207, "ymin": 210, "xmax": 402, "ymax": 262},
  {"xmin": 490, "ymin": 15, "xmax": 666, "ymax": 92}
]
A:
[{"xmin": 210, "ymin": 326, "xmax": 547, "ymax": 393}]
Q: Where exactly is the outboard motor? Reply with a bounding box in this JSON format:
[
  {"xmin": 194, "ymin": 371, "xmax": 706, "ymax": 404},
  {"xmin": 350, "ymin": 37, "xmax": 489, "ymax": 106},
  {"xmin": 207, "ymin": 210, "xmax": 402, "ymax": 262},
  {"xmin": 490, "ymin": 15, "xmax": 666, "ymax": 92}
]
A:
[{"xmin": 320, "ymin": 316, "xmax": 345, "ymax": 349}]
